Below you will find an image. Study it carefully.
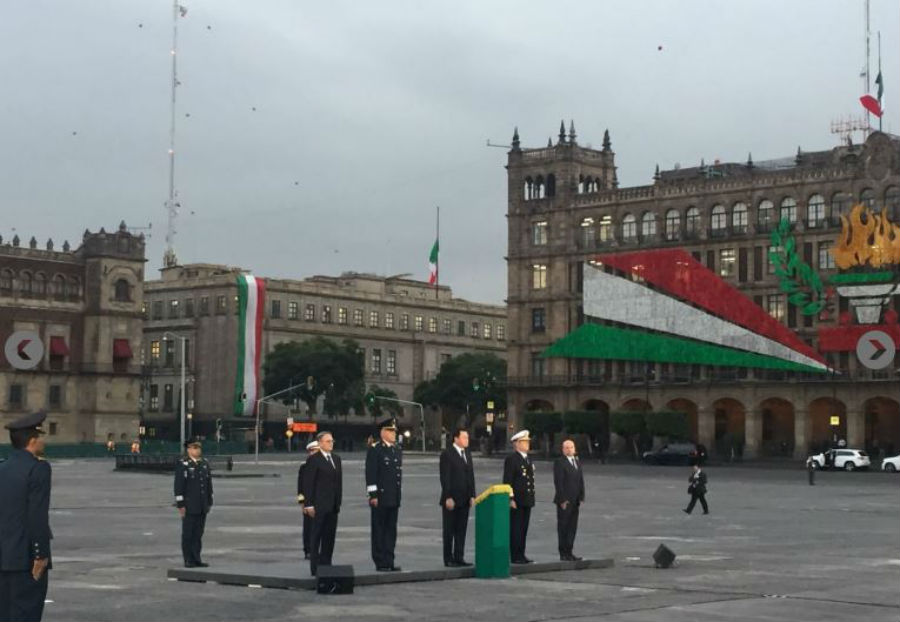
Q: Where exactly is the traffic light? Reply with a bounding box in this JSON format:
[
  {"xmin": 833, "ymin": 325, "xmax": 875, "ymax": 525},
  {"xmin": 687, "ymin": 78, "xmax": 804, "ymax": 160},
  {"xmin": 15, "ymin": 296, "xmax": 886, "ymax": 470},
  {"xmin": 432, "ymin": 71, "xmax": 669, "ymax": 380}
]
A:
[{"xmin": 365, "ymin": 393, "xmax": 376, "ymax": 409}]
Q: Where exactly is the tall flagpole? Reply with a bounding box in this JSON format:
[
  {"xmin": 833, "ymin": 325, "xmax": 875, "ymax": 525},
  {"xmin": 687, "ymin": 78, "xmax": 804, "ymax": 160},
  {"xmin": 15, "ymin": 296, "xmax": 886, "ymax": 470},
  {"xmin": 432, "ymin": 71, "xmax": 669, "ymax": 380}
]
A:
[
  {"xmin": 163, "ymin": 0, "xmax": 180, "ymax": 268},
  {"xmin": 877, "ymin": 31, "xmax": 882, "ymax": 132},
  {"xmin": 435, "ymin": 206, "xmax": 440, "ymax": 300}
]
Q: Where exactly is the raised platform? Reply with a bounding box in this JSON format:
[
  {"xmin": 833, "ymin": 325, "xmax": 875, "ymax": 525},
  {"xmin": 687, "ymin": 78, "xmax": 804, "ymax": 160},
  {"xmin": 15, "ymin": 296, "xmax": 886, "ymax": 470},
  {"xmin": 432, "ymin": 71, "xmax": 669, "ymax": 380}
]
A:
[{"xmin": 167, "ymin": 558, "xmax": 614, "ymax": 590}]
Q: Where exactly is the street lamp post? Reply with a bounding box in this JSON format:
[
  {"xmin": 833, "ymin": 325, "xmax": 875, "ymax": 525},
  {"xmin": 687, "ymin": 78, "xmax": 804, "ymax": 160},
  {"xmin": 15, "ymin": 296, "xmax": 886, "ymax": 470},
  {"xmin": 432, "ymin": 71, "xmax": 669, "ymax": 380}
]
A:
[
  {"xmin": 162, "ymin": 332, "xmax": 187, "ymax": 450},
  {"xmin": 254, "ymin": 382, "xmax": 308, "ymax": 464}
]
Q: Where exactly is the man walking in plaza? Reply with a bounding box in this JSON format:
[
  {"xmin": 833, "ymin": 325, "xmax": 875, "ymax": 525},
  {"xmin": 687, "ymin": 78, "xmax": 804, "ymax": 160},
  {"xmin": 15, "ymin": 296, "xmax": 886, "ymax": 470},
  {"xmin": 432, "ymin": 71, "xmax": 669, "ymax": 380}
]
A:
[
  {"xmin": 297, "ymin": 440, "xmax": 320, "ymax": 560},
  {"xmin": 503, "ymin": 429, "xmax": 535, "ymax": 564},
  {"xmin": 366, "ymin": 418, "xmax": 403, "ymax": 571},
  {"xmin": 553, "ymin": 439, "xmax": 585, "ymax": 561},
  {"xmin": 684, "ymin": 463, "xmax": 709, "ymax": 515},
  {"xmin": 0, "ymin": 411, "xmax": 52, "ymax": 622},
  {"xmin": 439, "ymin": 428, "xmax": 476, "ymax": 567},
  {"xmin": 303, "ymin": 432, "xmax": 342, "ymax": 576},
  {"xmin": 174, "ymin": 437, "xmax": 213, "ymax": 568}
]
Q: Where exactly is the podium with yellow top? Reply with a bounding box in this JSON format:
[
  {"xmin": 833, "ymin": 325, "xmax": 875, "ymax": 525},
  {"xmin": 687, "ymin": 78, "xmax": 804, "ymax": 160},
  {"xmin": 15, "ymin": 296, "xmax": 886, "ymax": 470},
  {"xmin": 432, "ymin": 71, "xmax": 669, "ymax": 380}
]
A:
[{"xmin": 474, "ymin": 484, "xmax": 512, "ymax": 578}]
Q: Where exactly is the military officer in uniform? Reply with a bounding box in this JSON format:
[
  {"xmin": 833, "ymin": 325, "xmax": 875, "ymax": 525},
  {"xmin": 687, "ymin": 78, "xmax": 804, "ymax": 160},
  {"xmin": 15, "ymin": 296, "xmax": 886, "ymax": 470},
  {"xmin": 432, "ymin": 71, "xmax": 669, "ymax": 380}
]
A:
[
  {"xmin": 297, "ymin": 440, "xmax": 320, "ymax": 560},
  {"xmin": 174, "ymin": 437, "xmax": 213, "ymax": 568},
  {"xmin": 0, "ymin": 411, "xmax": 52, "ymax": 622},
  {"xmin": 365, "ymin": 418, "xmax": 403, "ymax": 571},
  {"xmin": 503, "ymin": 429, "xmax": 535, "ymax": 564}
]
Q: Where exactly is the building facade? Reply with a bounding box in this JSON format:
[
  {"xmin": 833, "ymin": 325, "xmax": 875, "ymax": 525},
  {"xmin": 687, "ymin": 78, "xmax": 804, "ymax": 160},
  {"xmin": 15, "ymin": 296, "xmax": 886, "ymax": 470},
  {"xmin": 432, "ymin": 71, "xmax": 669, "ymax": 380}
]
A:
[
  {"xmin": 142, "ymin": 264, "xmax": 506, "ymax": 438},
  {"xmin": 0, "ymin": 223, "xmax": 145, "ymax": 443},
  {"xmin": 506, "ymin": 124, "xmax": 900, "ymax": 459}
]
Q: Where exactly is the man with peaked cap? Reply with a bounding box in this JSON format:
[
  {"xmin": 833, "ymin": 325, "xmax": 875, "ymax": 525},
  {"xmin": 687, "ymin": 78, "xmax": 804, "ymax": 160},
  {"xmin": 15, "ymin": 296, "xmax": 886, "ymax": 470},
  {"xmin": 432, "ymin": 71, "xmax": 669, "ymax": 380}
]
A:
[
  {"xmin": 297, "ymin": 440, "xmax": 320, "ymax": 560},
  {"xmin": 174, "ymin": 437, "xmax": 213, "ymax": 568},
  {"xmin": 365, "ymin": 417, "xmax": 403, "ymax": 571},
  {"xmin": 503, "ymin": 429, "xmax": 535, "ymax": 564},
  {"xmin": 0, "ymin": 411, "xmax": 52, "ymax": 622}
]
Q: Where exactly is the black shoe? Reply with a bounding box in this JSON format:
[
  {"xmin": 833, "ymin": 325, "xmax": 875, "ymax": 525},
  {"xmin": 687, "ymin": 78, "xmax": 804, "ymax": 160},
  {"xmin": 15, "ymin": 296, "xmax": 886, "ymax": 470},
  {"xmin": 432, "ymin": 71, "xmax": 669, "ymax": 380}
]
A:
[
  {"xmin": 455, "ymin": 560, "xmax": 473, "ymax": 567},
  {"xmin": 376, "ymin": 566, "xmax": 391, "ymax": 572},
  {"xmin": 184, "ymin": 562, "xmax": 198, "ymax": 568},
  {"xmin": 444, "ymin": 561, "xmax": 458, "ymax": 567},
  {"xmin": 388, "ymin": 566, "xmax": 402, "ymax": 572},
  {"xmin": 522, "ymin": 556, "xmax": 534, "ymax": 564},
  {"xmin": 511, "ymin": 558, "xmax": 529, "ymax": 565},
  {"xmin": 195, "ymin": 562, "xmax": 209, "ymax": 568},
  {"xmin": 570, "ymin": 555, "xmax": 583, "ymax": 562},
  {"xmin": 682, "ymin": 509, "xmax": 690, "ymax": 514},
  {"xmin": 703, "ymin": 511, "xmax": 709, "ymax": 515}
]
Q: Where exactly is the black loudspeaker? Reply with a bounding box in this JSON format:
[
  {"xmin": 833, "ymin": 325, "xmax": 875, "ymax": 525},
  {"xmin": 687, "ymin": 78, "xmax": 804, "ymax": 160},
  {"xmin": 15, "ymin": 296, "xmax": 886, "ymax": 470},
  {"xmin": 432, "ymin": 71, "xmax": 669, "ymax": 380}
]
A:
[
  {"xmin": 653, "ymin": 544, "xmax": 676, "ymax": 569},
  {"xmin": 316, "ymin": 565, "xmax": 354, "ymax": 594}
]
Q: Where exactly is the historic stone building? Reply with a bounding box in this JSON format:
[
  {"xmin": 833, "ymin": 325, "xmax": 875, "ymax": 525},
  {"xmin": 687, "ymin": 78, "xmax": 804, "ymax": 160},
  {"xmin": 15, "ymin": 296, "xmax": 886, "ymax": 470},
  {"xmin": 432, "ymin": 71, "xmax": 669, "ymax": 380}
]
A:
[
  {"xmin": 0, "ymin": 223, "xmax": 145, "ymax": 443},
  {"xmin": 142, "ymin": 264, "xmax": 506, "ymax": 439},
  {"xmin": 506, "ymin": 123, "xmax": 900, "ymax": 459}
]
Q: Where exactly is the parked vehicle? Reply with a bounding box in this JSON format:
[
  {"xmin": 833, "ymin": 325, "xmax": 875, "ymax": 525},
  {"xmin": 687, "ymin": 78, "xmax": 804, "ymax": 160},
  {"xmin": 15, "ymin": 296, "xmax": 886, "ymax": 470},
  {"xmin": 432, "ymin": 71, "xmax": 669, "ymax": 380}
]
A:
[
  {"xmin": 807, "ymin": 449, "xmax": 871, "ymax": 471},
  {"xmin": 642, "ymin": 442, "xmax": 705, "ymax": 466},
  {"xmin": 881, "ymin": 455, "xmax": 900, "ymax": 472}
]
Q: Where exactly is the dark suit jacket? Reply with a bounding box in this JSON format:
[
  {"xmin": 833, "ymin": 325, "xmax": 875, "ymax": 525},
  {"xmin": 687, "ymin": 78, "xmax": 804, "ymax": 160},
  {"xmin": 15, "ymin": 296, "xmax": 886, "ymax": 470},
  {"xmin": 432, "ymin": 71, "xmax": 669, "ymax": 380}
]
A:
[
  {"xmin": 297, "ymin": 461, "xmax": 310, "ymax": 501},
  {"xmin": 503, "ymin": 452, "xmax": 535, "ymax": 507},
  {"xmin": 439, "ymin": 446, "xmax": 476, "ymax": 506},
  {"xmin": 305, "ymin": 452, "xmax": 342, "ymax": 514},
  {"xmin": 0, "ymin": 449, "xmax": 52, "ymax": 570},
  {"xmin": 688, "ymin": 470, "xmax": 708, "ymax": 495},
  {"xmin": 553, "ymin": 456, "xmax": 585, "ymax": 506}
]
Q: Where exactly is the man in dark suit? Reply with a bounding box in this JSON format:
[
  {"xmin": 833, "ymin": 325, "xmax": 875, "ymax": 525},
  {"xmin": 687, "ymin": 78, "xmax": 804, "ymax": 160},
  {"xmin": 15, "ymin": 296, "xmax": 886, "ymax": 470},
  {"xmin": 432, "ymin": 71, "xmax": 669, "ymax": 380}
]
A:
[
  {"xmin": 439, "ymin": 428, "xmax": 476, "ymax": 567},
  {"xmin": 0, "ymin": 411, "xmax": 52, "ymax": 622},
  {"xmin": 297, "ymin": 440, "xmax": 320, "ymax": 560},
  {"xmin": 553, "ymin": 439, "xmax": 585, "ymax": 561},
  {"xmin": 303, "ymin": 432, "xmax": 342, "ymax": 576},
  {"xmin": 174, "ymin": 437, "xmax": 213, "ymax": 568},
  {"xmin": 366, "ymin": 418, "xmax": 402, "ymax": 571},
  {"xmin": 503, "ymin": 429, "xmax": 535, "ymax": 564},
  {"xmin": 684, "ymin": 464, "xmax": 709, "ymax": 515}
]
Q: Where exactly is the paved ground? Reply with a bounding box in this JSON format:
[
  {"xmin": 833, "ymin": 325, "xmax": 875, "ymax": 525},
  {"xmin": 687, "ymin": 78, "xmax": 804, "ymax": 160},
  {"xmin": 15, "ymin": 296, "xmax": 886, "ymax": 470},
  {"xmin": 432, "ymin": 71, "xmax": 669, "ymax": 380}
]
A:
[{"xmin": 42, "ymin": 453, "xmax": 899, "ymax": 621}]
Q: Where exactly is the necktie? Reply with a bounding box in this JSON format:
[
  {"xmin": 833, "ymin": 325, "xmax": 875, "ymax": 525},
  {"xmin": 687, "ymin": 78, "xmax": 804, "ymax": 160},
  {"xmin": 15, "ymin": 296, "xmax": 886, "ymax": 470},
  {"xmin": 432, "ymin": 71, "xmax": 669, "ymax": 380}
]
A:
[
  {"xmin": 570, "ymin": 457, "xmax": 577, "ymax": 469},
  {"xmin": 326, "ymin": 454, "xmax": 335, "ymax": 469},
  {"xmin": 460, "ymin": 450, "xmax": 466, "ymax": 464}
]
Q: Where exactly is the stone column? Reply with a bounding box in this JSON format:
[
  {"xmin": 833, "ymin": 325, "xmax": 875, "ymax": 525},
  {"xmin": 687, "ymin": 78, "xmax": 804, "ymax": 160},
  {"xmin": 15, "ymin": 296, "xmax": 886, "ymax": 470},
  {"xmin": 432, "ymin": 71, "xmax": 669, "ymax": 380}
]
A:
[
  {"xmin": 793, "ymin": 409, "xmax": 808, "ymax": 459},
  {"xmin": 698, "ymin": 406, "xmax": 714, "ymax": 451},
  {"xmin": 847, "ymin": 409, "xmax": 864, "ymax": 448},
  {"xmin": 745, "ymin": 409, "xmax": 761, "ymax": 459}
]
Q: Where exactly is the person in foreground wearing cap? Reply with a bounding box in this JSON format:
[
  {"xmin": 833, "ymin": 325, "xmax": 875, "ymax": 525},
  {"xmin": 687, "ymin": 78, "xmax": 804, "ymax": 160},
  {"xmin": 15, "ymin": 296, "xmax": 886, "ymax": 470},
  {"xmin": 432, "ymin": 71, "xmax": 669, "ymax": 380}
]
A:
[
  {"xmin": 503, "ymin": 429, "xmax": 535, "ymax": 564},
  {"xmin": 174, "ymin": 437, "xmax": 213, "ymax": 568},
  {"xmin": 303, "ymin": 432, "xmax": 342, "ymax": 576},
  {"xmin": 0, "ymin": 411, "xmax": 52, "ymax": 622},
  {"xmin": 365, "ymin": 418, "xmax": 403, "ymax": 571},
  {"xmin": 439, "ymin": 428, "xmax": 476, "ymax": 567},
  {"xmin": 553, "ymin": 439, "xmax": 585, "ymax": 561},
  {"xmin": 297, "ymin": 440, "xmax": 320, "ymax": 560}
]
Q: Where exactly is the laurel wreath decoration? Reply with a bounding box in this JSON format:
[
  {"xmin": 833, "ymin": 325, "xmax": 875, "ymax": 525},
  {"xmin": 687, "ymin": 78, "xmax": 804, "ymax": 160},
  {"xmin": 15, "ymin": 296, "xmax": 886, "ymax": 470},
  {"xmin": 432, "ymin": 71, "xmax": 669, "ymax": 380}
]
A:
[{"xmin": 769, "ymin": 218, "xmax": 827, "ymax": 316}]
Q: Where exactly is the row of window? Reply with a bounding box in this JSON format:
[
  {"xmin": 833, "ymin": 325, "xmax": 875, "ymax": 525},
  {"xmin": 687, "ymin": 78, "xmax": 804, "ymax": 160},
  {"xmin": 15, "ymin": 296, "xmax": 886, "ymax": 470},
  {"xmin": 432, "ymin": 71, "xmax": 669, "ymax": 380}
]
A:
[
  {"xmin": 366, "ymin": 348, "xmax": 397, "ymax": 375},
  {"xmin": 0, "ymin": 270, "xmax": 83, "ymax": 298},
  {"xmin": 146, "ymin": 338, "xmax": 191, "ymax": 367},
  {"xmin": 147, "ymin": 296, "xmax": 506, "ymax": 341},
  {"xmin": 531, "ymin": 187, "xmax": 900, "ymax": 246},
  {"xmin": 6, "ymin": 383, "xmax": 64, "ymax": 415}
]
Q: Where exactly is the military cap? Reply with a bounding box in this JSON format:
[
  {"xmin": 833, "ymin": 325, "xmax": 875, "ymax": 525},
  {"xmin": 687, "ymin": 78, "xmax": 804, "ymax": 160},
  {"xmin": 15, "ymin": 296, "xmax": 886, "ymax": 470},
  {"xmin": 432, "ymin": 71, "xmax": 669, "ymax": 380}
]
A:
[
  {"xmin": 4, "ymin": 410, "xmax": 47, "ymax": 434},
  {"xmin": 184, "ymin": 436, "xmax": 203, "ymax": 448},
  {"xmin": 306, "ymin": 440, "xmax": 320, "ymax": 451},
  {"xmin": 377, "ymin": 417, "xmax": 398, "ymax": 431},
  {"xmin": 510, "ymin": 429, "xmax": 531, "ymax": 443}
]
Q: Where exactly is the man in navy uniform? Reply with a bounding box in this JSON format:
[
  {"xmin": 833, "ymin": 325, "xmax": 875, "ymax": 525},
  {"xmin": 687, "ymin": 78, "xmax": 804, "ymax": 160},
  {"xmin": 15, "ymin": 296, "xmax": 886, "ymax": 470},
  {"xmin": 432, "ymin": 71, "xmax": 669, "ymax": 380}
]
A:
[
  {"xmin": 365, "ymin": 418, "xmax": 403, "ymax": 571},
  {"xmin": 297, "ymin": 440, "xmax": 320, "ymax": 560},
  {"xmin": 503, "ymin": 429, "xmax": 535, "ymax": 564},
  {"xmin": 438, "ymin": 428, "xmax": 476, "ymax": 567},
  {"xmin": 0, "ymin": 410, "xmax": 52, "ymax": 622},
  {"xmin": 553, "ymin": 439, "xmax": 585, "ymax": 561},
  {"xmin": 174, "ymin": 437, "xmax": 213, "ymax": 568},
  {"xmin": 303, "ymin": 432, "xmax": 342, "ymax": 576}
]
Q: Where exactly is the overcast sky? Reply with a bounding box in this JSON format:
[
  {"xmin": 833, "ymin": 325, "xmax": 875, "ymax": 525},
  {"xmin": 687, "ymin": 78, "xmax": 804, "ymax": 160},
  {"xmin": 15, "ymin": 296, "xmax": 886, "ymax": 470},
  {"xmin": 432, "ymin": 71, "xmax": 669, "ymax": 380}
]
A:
[{"xmin": 1, "ymin": 1, "xmax": 897, "ymax": 304}]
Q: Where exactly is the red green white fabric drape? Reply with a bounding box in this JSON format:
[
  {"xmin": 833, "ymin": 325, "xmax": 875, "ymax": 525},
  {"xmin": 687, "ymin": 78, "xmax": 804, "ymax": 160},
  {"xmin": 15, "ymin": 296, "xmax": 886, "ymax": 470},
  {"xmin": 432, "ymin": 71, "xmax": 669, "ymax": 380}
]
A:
[
  {"xmin": 428, "ymin": 239, "xmax": 439, "ymax": 285},
  {"xmin": 234, "ymin": 274, "xmax": 266, "ymax": 415}
]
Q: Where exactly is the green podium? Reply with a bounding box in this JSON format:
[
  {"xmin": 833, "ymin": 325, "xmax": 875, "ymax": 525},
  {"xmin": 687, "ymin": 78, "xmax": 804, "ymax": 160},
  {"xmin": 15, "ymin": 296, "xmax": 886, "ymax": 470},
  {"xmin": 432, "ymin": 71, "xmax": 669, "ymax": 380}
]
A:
[{"xmin": 474, "ymin": 484, "xmax": 512, "ymax": 578}]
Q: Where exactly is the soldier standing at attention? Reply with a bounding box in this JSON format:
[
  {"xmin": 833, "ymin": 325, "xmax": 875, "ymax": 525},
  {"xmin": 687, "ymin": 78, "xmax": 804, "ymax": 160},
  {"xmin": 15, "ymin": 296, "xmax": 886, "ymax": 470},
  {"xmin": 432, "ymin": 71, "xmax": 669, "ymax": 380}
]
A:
[
  {"xmin": 0, "ymin": 411, "xmax": 52, "ymax": 622},
  {"xmin": 174, "ymin": 437, "xmax": 213, "ymax": 568},
  {"xmin": 366, "ymin": 418, "xmax": 403, "ymax": 572},
  {"xmin": 503, "ymin": 430, "xmax": 536, "ymax": 564},
  {"xmin": 297, "ymin": 440, "xmax": 320, "ymax": 560}
]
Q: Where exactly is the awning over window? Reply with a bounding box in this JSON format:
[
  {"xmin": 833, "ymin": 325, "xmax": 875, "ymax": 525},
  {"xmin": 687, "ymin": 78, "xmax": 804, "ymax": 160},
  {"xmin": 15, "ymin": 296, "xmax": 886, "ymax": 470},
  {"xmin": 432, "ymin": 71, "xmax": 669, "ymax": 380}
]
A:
[
  {"xmin": 49, "ymin": 336, "xmax": 69, "ymax": 356},
  {"xmin": 113, "ymin": 338, "xmax": 133, "ymax": 359}
]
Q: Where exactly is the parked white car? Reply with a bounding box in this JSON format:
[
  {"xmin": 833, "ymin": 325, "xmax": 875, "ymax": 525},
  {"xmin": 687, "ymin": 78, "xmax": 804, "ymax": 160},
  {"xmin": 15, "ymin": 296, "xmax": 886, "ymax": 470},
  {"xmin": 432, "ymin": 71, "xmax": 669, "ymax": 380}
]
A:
[
  {"xmin": 881, "ymin": 455, "xmax": 900, "ymax": 472},
  {"xmin": 807, "ymin": 449, "xmax": 871, "ymax": 471}
]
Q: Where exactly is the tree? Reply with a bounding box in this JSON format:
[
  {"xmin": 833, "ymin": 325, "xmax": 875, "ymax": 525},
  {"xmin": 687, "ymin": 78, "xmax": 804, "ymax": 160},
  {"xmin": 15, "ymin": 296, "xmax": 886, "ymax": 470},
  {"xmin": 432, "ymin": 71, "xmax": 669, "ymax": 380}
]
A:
[
  {"xmin": 365, "ymin": 385, "xmax": 403, "ymax": 421},
  {"xmin": 414, "ymin": 352, "xmax": 506, "ymax": 431},
  {"xmin": 523, "ymin": 411, "xmax": 563, "ymax": 456},
  {"xmin": 262, "ymin": 337, "xmax": 364, "ymax": 416},
  {"xmin": 610, "ymin": 411, "xmax": 647, "ymax": 459},
  {"xmin": 644, "ymin": 411, "xmax": 689, "ymax": 441}
]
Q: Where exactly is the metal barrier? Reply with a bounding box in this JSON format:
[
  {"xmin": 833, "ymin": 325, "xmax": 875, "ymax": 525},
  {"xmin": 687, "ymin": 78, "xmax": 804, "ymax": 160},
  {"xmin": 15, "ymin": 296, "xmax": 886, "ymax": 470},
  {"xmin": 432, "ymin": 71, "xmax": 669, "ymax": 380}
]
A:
[{"xmin": 114, "ymin": 454, "xmax": 234, "ymax": 472}]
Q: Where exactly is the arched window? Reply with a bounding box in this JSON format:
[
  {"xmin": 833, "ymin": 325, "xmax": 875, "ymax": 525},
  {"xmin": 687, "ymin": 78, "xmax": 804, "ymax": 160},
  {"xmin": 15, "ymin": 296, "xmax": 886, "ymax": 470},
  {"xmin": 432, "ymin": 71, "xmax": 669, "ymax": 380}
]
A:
[
  {"xmin": 885, "ymin": 186, "xmax": 900, "ymax": 219},
  {"xmin": 779, "ymin": 197, "xmax": 797, "ymax": 223},
  {"xmin": 114, "ymin": 278, "xmax": 131, "ymax": 302},
  {"xmin": 732, "ymin": 202, "xmax": 748, "ymax": 233},
  {"xmin": 598, "ymin": 215, "xmax": 613, "ymax": 242},
  {"xmin": 20, "ymin": 271, "xmax": 33, "ymax": 295},
  {"xmin": 0, "ymin": 269, "xmax": 12, "ymax": 293},
  {"xmin": 664, "ymin": 209, "xmax": 681, "ymax": 240},
  {"xmin": 807, "ymin": 194, "xmax": 826, "ymax": 228},
  {"xmin": 34, "ymin": 273, "xmax": 47, "ymax": 296},
  {"xmin": 831, "ymin": 191, "xmax": 851, "ymax": 218},
  {"xmin": 51, "ymin": 274, "xmax": 66, "ymax": 298},
  {"xmin": 622, "ymin": 213, "xmax": 637, "ymax": 241},
  {"xmin": 68, "ymin": 277, "xmax": 81, "ymax": 298},
  {"xmin": 524, "ymin": 177, "xmax": 533, "ymax": 200},
  {"xmin": 685, "ymin": 207, "xmax": 700, "ymax": 236},
  {"xmin": 860, "ymin": 187, "xmax": 876, "ymax": 208},
  {"xmin": 757, "ymin": 199, "xmax": 774, "ymax": 230},
  {"xmin": 710, "ymin": 204, "xmax": 727, "ymax": 234},
  {"xmin": 640, "ymin": 212, "xmax": 657, "ymax": 238}
]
